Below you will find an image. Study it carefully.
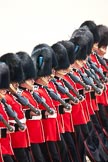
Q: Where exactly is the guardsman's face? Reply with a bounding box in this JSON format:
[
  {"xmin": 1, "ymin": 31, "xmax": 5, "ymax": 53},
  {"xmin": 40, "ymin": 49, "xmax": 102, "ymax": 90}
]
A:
[
  {"xmin": 74, "ymin": 60, "xmax": 86, "ymax": 69},
  {"xmin": 97, "ymin": 46, "xmax": 107, "ymax": 57},
  {"xmin": 56, "ymin": 69, "xmax": 69, "ymax": 76},
  {"xmin": 26, "ymin": 79, "xmax": 34, "ymax": 85},
  {"xmin": 92, "ymin": 43, "xmax": 99, "ymax": 52},
  {"xmin": 20, "ymin": 79, "xmax": 34, "ymax": 90},
  {"xmin": 66, "ymin": 65, "xmax": 72, "ymax": 73},
  {"xmin": 44, "ymin": 76, "xmax": 51, "ymax": 82},
  {"xmin": 0, "ymin": 89, "xmax": 7, "ymax": 95},
  {"xmin": 11, "ymin": 82, "xmax": 19, "ymax": 90},
  {"xmin": 39, "ymin": 76, "xmax": 50, "ymax": 85}
]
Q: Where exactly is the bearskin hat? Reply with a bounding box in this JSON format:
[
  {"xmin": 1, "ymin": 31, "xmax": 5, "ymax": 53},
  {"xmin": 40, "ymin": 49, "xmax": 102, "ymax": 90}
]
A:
[
  {"xmin": 31, "ymin": 44, "xmax": 53, "ymax": 77},
  {"xmin": 51, "ymin": 42, "xmax": 70, "ymax": 70},
  {"xmin": 80, "ymin": 20, "xmax": 100, "ymax": 43},
  {"xmin": 97, "ymin": 25, "xmax": 108, "ymax": 48},
  {"xmin": 0, "ymin": 53, "xmax": 24, "ymax": 83},
  {"xmin": 16, "ymin": 51, "xmax": 36, "ymax": 81},
  {"xmin": 70, "ymin": 26, "xmax": 94, "ymax": 60},
  {"xmin": 82, "ymin": 27, "xmax": 94, "ymax": 55},
  {"xmin": 52, "ymin": 48, "xmax": 58, "ymax": 69},
  {"xmin": 59, "ymin": 40, "xmax": 76, "ymax": 64},
  {"xmin": 0, "ymin": 62, "xmax": 10, "ymax": 89}
]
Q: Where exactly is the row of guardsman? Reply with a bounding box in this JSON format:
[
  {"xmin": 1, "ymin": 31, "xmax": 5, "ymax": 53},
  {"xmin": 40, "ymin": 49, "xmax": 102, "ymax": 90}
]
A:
[{"xmin": 0, "ymin": 20, "xmax": 108, "ymax": 162}]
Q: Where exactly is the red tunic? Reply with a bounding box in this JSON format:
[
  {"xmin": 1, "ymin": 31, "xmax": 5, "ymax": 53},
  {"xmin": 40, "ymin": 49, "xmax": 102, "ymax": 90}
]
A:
[
  {"xmin": 90, "ymin": 54, "xmax": 108, "ymax": 106},
  {"xmin": 48, "ymin": 81, "xmax": 65, "ymax": 134},
  {"xmin": 5, "ymin": 93, "xmax": 30, "ymax": 148},
  {"xmin": 0, "ymin": 103, "xmax": 13, "ymax": 155},
  {"xmin": 20, "ymin": 90, "xmax": 45, "ymax": 143},
  {"xmin": 70, "ymin": 71, "xmax": 89, "ymax": 125},
  {"xmin": 51, "ymin": 78, "xmax": 74, "ymax": 132},
  {"xmin": 82, "ymin": 65, "xmax": 98, "ymax": 113},
  {"xmin": 34, "ymin": 86, "xmax": 60, "ymax": 142}
]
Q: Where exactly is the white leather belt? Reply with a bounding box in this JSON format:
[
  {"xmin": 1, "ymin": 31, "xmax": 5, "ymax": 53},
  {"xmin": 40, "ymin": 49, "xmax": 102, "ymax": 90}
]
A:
[
  {"xmin": 9, "ymin": 117, "xmax": 26, "ymax": 124},
  {"xmin": 31, "ymin": 115, "xmax": 42, "ymax": 120},
  {"xmin": 48, "ymin": 113, "xmax": 57, "ymax": 118},
  {"xmin": 64, "ymin": 109, "xmax": 72, "ymax": 113}
]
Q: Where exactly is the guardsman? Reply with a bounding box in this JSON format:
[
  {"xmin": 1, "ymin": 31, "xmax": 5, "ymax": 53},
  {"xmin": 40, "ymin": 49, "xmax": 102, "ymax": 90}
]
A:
[
  {"xmin": 0, "ymin": 62, "xmax": 14, "ymax": 162},
  {"xmin": 60, "ymin": 39, "xmax": 93, "ymax": 122},
  {"xmin": 0, "ymin": 53, "xmax": 33, "ymax": 162},
  {"xmin": 78, "ymin": 21, "xmax": 108, "ymax": 160},
  {"xmin": 16, "ymin": 51, "xmax": 46, "ymax": 162},
  {"xmin": 42, "ymin": 44, "xmax": 73, "ymax": 162},
  {"xmin": 51, "ymin": 42, "xmax": 81, "ymax": 162},
  {"xmin": 96, "ymin": 24, "xmax": 108, "ymax": 133},
  {"xmin": 31, "ymin": 44, "xmax": 71, "ymax": 162}
]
